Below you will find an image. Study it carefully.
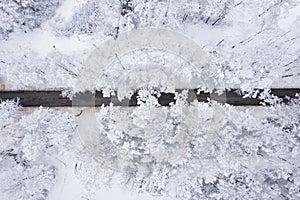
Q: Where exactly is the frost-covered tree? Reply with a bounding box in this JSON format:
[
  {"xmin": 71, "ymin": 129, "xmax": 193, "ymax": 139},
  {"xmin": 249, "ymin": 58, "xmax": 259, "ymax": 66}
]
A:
[
  {"xmin": 212, "ymin": 0, "xmax": 300, "ymax": 91},
  {"xmin": 70, "ymin": 91, "xmax": 300, "ymax": 199},
  {"xmin": 20, "ymin": 108, "xmax": 76, "ymax": 161},
  {"xmin": 1, "ymin": 0, "xmax": 299, "ymax": 90},
  {"xmin": 0, "ymin": 0, "xmax": 300, "ymax": 199},
  {"xmin": 0, "ymin": 155, "xmax": 57, "ymax": 200},
  {"xmin": 0, "ymin": 100, "xmax": 76, "ymax": 199},
  {"xmin": 0, "ymin": 0, "xmax": 61, "ymax": 39},
  {"xmin": 52, "ymin": 0, "xmax": 120, "ymax": 37},
  {"xmin": 51, "ymin": 0, "xmax": 239, "ymax": 36},
  {"xmin": 0, "ymin": 94, "xmax": 299, "ymax": 199},
  {"xmin": 0, "ymin": 48, "xmax": 83, "ymax": 89},
  {"xmin": 0, "ymin": 101, "xmax": 56, "ymax": 200}
]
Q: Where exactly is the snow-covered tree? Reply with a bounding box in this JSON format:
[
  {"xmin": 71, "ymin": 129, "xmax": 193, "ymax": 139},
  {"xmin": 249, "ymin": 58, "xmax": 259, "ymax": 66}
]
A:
[
  {"xmin": 70, "ymin": 91, "xmax": 300, "ymax": 199},
  {"xmin": 52, "ymin": 0, "xmax": 120, "ymax": 37},
  {"xmin": 0, "ymin": 100, "xmax": 76, "ymax": 199},
  {"xmin": 0, "ymin": 0, "xmax": 300, "ymax": 199},
  {"xmin": 0, "ymin": 155, "xmax": 57, "ymax": 200},
  {"xmin": 0, "ymin": 0, "xmax": 61, "ymax": 39},
  {"xmin": 0, "ymin": 48, "xmax": 83, "ymax": 90}
]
